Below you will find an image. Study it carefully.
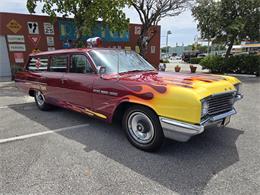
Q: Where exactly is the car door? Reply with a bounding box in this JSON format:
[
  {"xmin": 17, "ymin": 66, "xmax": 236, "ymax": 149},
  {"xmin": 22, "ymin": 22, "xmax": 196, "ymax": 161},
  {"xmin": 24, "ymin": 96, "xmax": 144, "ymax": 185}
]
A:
[
  {"xmin": 44, "ymin": 54, "xmax": 68, "ymax": 105},
  {"xmin": 25, "ymin": 55, "xmax": 49, "ymax": 94},
  {"xmin": 62, "ymin": 53, "xmax": 97, "ymax": 110}
]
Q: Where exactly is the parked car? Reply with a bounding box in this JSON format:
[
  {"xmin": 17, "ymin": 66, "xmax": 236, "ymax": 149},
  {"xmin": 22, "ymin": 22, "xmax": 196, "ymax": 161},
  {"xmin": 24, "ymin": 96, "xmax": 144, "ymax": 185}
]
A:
[
  {"xmin": 197, "ymin": 53, "xmax": 208, "ymax": 58},
  {"xmin": 15, "ymin": 48, "xmax": 243, "ymax": 151}
]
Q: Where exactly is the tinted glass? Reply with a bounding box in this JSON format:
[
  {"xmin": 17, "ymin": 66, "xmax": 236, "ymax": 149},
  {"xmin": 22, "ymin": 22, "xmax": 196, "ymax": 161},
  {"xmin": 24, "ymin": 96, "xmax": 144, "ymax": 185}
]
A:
[
  {"xmin": 70, "ymin": 55, "xmax": 93, "ymax": 73},
  {"xmin": 27, "ymin": 57, "xmax": 48, "ymax": 71},
  {"xmin": 50, "ymin": 55, "xmax": 68, "ymax": 72}
]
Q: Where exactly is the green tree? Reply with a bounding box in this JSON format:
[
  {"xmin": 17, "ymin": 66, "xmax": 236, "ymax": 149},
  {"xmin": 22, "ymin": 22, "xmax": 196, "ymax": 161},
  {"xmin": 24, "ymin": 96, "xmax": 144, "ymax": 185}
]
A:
[
  {"xmin": 27, "ymin": 0, "xmax": 129, "ymax": 46},
  {"xmin": 192, "ymin": 0, "xmax": 260, "ymax": 59},
  {"xmin": 129, "ymin": 0, "xmax": 190, "ymax": 57},
  {"xmin": 192, "ymin": 43, "xmax": 208, "ymax": 53}
]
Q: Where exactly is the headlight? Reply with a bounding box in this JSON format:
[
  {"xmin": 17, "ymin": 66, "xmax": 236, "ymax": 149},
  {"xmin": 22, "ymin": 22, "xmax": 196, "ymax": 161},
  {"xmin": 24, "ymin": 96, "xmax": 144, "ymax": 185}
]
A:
[
  {"xmin": 234, "ymin": 83, "xmax": 241, "ymax": 94},
  {"xmin": 201, "ymin": 100, "xmax": 209, "ymax": 117}
]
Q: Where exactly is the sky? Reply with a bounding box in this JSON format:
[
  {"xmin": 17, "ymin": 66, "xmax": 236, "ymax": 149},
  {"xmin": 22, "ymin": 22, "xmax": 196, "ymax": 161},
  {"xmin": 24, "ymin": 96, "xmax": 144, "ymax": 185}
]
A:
[{"xmin": 0, "ymin": 0, "xmax": 199, "ymax": 47}]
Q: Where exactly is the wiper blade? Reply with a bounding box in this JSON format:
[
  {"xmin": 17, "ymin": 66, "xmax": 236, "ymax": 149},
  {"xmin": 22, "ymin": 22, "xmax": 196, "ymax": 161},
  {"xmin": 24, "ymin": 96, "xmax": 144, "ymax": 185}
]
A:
[{"xmin": 121, "ymin": 69, "xmax": 154, "ymax": 73}]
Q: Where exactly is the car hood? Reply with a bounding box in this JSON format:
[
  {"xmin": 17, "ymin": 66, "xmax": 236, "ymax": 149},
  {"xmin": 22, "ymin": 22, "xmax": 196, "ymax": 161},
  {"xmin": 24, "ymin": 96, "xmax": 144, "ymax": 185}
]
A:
[{"xmin": 118, "ymin": 71, "xmax": 240, "ymax": 99}]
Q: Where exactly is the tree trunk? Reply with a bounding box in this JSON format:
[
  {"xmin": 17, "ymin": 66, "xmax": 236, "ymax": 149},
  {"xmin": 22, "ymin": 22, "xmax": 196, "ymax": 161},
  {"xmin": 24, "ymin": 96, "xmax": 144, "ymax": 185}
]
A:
[
  {"xmin": 137, "ymin": 25, "xmax": 149, "ymax": 58},
  {"xmin": 225, "ymin": 36, "xmax": 235, "ymax": 59}
]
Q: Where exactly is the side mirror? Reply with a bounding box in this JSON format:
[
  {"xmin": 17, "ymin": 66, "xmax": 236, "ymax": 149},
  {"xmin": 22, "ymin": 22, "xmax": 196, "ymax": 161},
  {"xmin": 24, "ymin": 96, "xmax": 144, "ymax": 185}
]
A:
[{"xmin": 97, "ymin": 66, "xmax": 106, "ymax": 78}]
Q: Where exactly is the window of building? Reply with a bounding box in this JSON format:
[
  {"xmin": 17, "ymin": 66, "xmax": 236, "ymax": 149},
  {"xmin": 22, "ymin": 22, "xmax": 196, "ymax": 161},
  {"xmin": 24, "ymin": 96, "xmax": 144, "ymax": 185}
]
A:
[
  {"xmin": 70, "ymin": 55, "xmax": 93, "ymax": 73},
  {"xmin": 27, "ymin": 57, "xmax": 48, "ymax": 71},
  {"xmin": 50, "ymin": 55, "xmax": 68, "ymax": 72}
]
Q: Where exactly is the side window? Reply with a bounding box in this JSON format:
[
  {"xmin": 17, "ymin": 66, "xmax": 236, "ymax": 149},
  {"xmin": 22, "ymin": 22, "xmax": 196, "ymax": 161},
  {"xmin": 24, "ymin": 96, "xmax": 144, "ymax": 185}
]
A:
[
  {"xmin": 70, "ymin": 55, "xmax": 93, "ymax": 73},
  {"xmin": 27, "ymin": 56, "xmax": 48, "ymax": 71},
  {"xmin": 50, "ymin": 55, "xmax": 68, "ymax": 72}
]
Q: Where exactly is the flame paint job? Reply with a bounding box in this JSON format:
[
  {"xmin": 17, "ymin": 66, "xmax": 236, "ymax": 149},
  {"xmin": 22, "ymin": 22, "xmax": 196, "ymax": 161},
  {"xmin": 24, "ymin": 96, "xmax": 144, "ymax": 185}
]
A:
[{"xmin": 15, "ymin": 49, "xmax": 241, "ymax": 125}]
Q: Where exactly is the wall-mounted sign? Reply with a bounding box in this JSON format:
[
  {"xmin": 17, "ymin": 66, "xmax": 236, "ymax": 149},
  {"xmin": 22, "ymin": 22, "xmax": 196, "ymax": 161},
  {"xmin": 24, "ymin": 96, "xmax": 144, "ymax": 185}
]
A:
[
  {"xmin": 58, "ymin": 19, "xmax": 129, "ymax": 42},
  {"xmin": 134, "ymin": 26, "xmax": 141, "ymax": 35},
  {"xmin": 48, "ymin": 47, "xmax": 55, "ymax": 51},
  {"xmin": 7, "ymin": 35, "xmax": 25, "ymax": 43},
  {"xmin": 44, "ymin": 23, "xmax": 54, "ymax": 35},
  {"xmin": 6, "ymin": 19, "xmax": 22, "ymax": 34},
  {"xmin": 28, "ymin": 35, "xmax": 41, "ymax": 46},
  {"xmin": 151, "ymin": 46, "xmax": 156, "ymax": 54},
  {"xmin": 46, "ymin": 36, "xmax": 54, "ymax": 46},
  {"xmin": 135, "ymin": 46, "xmax": 140, "ymax": 53},
  {"xmin": 8, "ymin": 44, "xmax": 26, "ymax": 51},
  {"xmin": 14, "ymin": 53, "xmax": 24, "ymax": 63},
  {"xmin": 124, "ymin": 46, "xmax": 131, "ymax": 51},
  {"xmin": 27, "ymin": 22, "xmax": 39, "ymax": 34}
]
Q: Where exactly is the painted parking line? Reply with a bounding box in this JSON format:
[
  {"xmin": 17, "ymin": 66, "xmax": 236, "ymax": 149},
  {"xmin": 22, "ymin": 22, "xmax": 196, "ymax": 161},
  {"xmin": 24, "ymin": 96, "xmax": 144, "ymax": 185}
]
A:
[{"xmin": 0, "ymin": 124, "xmax": 89, "ymax": 144}]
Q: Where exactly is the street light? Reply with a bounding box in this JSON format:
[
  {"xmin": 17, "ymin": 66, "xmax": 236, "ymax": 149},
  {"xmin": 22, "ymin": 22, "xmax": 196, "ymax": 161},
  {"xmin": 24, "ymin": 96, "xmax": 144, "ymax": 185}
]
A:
[{"xmin": 166, "ymin": 30, "xmax": 172, "ymax": 58}]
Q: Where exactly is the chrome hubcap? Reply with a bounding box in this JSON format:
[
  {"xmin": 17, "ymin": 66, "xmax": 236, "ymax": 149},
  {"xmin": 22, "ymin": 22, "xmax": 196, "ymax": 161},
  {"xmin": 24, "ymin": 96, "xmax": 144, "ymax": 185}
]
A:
[
  {"xmin": 35, "ymin": 91, "xmax": 45, "ymax": 106},
  {"xmin": 127, "ymin": 112, "xmax": 154, "ymax": 144}
]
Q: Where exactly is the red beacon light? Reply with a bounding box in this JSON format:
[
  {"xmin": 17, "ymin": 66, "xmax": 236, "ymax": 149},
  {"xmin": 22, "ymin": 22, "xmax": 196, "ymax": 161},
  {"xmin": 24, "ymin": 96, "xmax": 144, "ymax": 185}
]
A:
[{"xmin": 86, "ymin": 37, "xmax": 102, "ymax": 48}]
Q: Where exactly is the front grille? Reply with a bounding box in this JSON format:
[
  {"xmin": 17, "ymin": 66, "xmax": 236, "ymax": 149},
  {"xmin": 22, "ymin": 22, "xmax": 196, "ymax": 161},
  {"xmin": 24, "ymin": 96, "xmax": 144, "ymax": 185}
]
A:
[{"xmin": 207, "ymin": 92, "xmax": 235, "ymax": 115}]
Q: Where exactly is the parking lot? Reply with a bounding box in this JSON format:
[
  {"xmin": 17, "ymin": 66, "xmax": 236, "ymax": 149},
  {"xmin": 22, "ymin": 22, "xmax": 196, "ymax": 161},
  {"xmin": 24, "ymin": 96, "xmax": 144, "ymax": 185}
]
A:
[{"xmin": 0, "ymin": 77, "xmax": 260, "ymax": 195}]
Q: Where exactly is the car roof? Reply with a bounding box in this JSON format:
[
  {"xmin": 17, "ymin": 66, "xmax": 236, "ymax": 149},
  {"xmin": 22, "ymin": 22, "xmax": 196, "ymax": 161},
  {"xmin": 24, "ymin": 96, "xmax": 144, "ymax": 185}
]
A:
[
  {"xmin": 29, "ymin": 48, "xmax": 90, "ymax": 56},
  {"xmin": 29, "ymin": 47, "xmax": 126, "ymax": 57}
]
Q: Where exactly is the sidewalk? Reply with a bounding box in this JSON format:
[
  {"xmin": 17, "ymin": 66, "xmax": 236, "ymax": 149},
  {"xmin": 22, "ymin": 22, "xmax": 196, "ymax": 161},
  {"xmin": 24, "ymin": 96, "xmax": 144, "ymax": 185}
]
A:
[{"xmin": 0, "ymin": 76, "xmax": 12, "ymax": 82}]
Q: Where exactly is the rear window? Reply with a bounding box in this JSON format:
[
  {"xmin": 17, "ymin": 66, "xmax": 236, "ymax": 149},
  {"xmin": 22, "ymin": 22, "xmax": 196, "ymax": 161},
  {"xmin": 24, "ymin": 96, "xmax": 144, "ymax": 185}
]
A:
[
  {"xmin": 27, "ymin": 57, "xmax": 48, "ymax": 71},
  {"xmin": 50, "ymin": 55, "xmax": 68, "ymax": 72}
]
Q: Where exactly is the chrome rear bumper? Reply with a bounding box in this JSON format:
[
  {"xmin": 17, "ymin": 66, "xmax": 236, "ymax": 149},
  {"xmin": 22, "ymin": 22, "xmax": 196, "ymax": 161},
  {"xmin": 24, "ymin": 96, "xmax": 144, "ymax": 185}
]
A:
[{"xmin": 159, "ymin": 109, "xmax": 237, "ymax": 142}]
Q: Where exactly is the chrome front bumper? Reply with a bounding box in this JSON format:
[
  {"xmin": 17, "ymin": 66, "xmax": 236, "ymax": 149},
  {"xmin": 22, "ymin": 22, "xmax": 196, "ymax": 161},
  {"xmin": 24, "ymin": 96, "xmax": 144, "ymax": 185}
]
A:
[{"xmin": 159, "ymin": 109, "xmax": 237, "ymax": 142}]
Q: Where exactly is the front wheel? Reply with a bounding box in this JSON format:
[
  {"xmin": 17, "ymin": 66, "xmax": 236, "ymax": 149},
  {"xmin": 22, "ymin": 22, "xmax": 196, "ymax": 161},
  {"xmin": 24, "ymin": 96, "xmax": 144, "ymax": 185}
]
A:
[
  {"xmin": 34, "ymin": 90, "xmax": 52, "ymax": 111},
  {"xmin": 123, "ymin": 106, "xmax": 164, "ymax": 151}
]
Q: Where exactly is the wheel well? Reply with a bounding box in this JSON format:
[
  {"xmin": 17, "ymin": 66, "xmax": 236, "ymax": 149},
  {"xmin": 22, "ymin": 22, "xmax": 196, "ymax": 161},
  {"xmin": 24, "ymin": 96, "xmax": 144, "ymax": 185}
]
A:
[
  {"xmin": 112, "ymin": 102, "xmax": 158, "ymax": 123},
  {"xmin": 28, "ymin": 89, "xmax": 35, "ymax": 97}
]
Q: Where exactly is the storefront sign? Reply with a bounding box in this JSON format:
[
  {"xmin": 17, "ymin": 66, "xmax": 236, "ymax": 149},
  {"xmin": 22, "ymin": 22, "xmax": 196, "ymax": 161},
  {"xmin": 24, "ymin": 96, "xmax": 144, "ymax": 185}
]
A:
[
  {"xmin": 44, "ymin": 23, "xmax": 54, "ymax": 35},
  {"xmin": 27, "ymin": 22, "xmax": 39, "ymax": 34},
  {"xmin": 7, "ymin": 35, "xmax": 25, "ymax": 43},
  {"xmin": 6, "ymin": 19, "xmax": 22, "ymax": 34},
  {"xmin": 14, "ymin": 53, "xmax": 24, "ymax": 63},
  {"xmin": 8, "ymin": 44, "xmax": 26, "ymax": 51},
  {"xmin": 46, "ymin": 36, "xmax": 54, "ymax": 46},
  {"xmin": 28, "ymin": 35, "xmax": 41, "ymax": 46}
]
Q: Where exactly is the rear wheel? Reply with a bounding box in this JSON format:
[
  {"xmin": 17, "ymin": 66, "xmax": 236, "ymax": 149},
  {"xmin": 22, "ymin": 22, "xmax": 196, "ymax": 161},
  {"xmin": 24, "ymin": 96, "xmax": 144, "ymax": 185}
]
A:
[
  {"xmin": 123, "ymin": 106, "xmax": 164, "ymax": 151},
  {"xmin": 34, "ymin": 90, "xmax": 52, "ymax": 111}
]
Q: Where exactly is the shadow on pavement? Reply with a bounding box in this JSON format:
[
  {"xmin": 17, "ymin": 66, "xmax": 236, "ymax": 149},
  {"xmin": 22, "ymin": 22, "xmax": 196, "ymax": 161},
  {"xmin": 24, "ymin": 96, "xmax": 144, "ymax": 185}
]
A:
[{"xmin": 10, "ymin": 102, "xmax": 244, "ymax": 194}]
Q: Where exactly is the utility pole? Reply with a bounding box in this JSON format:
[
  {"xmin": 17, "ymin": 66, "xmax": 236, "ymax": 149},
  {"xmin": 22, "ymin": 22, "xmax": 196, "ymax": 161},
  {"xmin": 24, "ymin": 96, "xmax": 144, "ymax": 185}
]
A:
[{"xmin": 166, "ymin": 30, "xmax": 172, "ymax": 58}]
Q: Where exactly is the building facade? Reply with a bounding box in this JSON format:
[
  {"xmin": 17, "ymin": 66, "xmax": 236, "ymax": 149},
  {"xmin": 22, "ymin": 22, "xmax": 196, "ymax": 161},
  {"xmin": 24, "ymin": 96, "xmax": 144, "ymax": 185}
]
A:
[{"xmin": 0, "ymin": 12, "xmax": 160, "ymax": 77}]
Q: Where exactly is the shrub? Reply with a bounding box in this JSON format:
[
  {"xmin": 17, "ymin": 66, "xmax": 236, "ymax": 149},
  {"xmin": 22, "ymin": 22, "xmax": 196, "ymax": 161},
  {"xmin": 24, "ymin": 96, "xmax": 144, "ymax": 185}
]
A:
[
  {"xmin": 199, "ymin": 55, "xmax": 260, "ymax": 76},
  {"xmin": 200, "ymin": 56, "xmax": 225, "ymax": 73},
  {"xmin": 189, "ymin": 57, "xmax": 203, "ymax": 64},
  {"xmin": 225, "ymin": 55, "xmax": 260, "ymax": 76}
]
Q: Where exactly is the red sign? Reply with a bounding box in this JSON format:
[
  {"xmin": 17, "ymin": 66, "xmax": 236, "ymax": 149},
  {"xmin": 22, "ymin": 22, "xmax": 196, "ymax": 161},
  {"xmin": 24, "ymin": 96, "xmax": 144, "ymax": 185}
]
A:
[
  {"xmin": 28, "ymin": 35, "xmax": 41, "ymax": 46},
  {"xmin": 14, "ymin": 53, "xmax": 24, "ymax": 63},
  {"xmin": 35, "ymin": 58, "xmax": 41, "ymax": 69}
]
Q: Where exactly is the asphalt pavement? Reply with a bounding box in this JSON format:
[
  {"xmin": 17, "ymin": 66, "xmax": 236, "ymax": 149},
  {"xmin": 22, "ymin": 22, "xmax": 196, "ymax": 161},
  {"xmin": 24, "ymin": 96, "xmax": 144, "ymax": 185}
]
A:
[{"xmin": 0, "ymin": 77, "xmax": 260, "ymax": 195}]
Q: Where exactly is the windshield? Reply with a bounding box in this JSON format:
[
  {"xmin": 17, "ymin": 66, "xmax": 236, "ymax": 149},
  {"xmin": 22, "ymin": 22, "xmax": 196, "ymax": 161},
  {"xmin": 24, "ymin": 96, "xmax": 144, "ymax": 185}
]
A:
[{"xmin": 89, "ymin": 49, "xmax": 155, "ymax": 74}]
